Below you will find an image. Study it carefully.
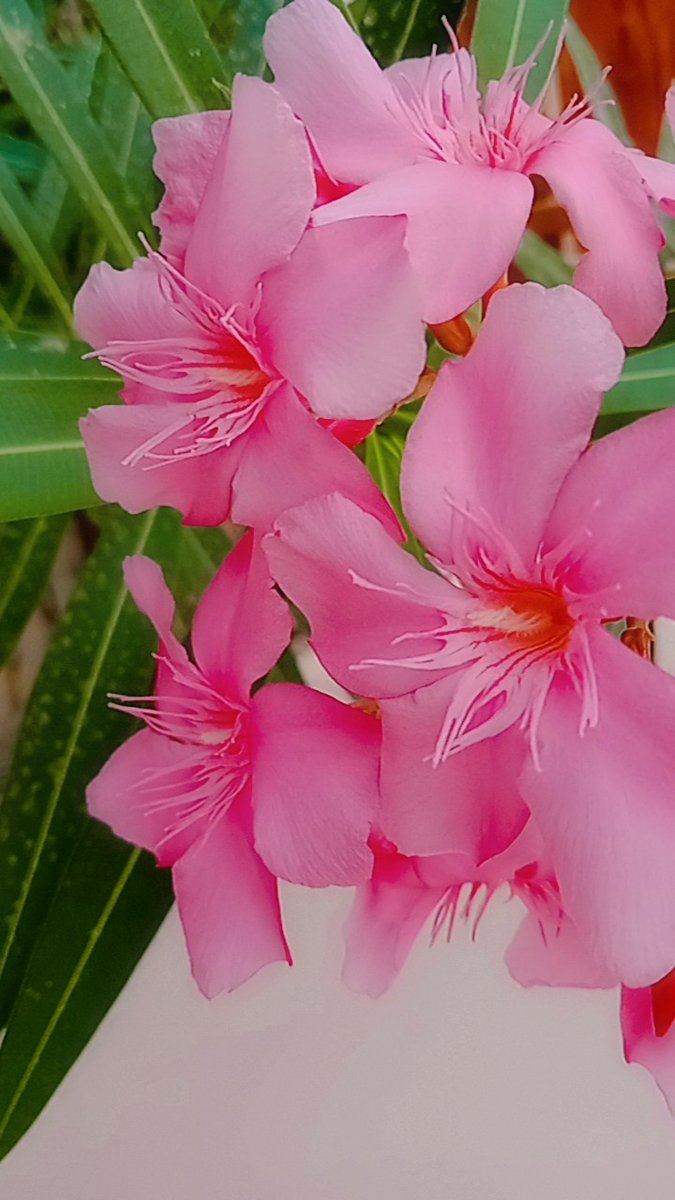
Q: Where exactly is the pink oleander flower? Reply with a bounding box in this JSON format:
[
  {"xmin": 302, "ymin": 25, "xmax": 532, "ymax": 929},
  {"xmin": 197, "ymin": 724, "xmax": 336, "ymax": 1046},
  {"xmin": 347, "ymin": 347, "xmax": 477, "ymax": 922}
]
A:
[
  {"xmin": 264, "ymin": 0, "xmax": 675, "ymax": 345},
  {"xmin": 344, "ymin": 818, "xmax": 615, "ymax": 998},
  {"xmin": 266, "ymin": 280, "xmax": 675, "ymax": 989},
  {"xmin": 622, "ymin": 969, "xmax": 675, "ymax": 1114},
  {"xmin": 75, "ymin": 73, "xmax": 424, "ymax": 532},
  {"xmin": 87, "ymin": 533, "xmax": 380, "ymax": 997}
]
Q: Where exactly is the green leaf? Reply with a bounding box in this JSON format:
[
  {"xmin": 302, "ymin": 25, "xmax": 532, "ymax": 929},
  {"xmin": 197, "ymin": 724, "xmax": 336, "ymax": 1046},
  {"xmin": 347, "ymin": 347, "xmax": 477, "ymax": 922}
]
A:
[
  {"xmin": 0, "ymin": 337, "xmax": 120, "ymax": 521},
  {"xmin": 365, "ymin": 424, "xmax": 426, "ymax": 562},
  {"xmin": 0, "ymin": 156, "xmax": 73, "ymax": 327},
  {"xmin": 602, "ymin": 343, "xmax": 675, "ymax": 416},
  {"xmin": 216, "ymin": 0, "xmax": 281, "ymax": 77},
  {"xmin": 471, "ymin": 0, "xmax": 570, "ymax": 101},
  {"xmin": 0, "ymin": 507, "xmax": 181, "ymax": 1030},
  {"xmin": 0, "ymin": 515, "xmax": 68, "ymax": 669},
  {"xmin": 0, "ymin": 824, "xmax": 172, "ymax": 1161},
  {"xmin": 564, "ymin": 19, "xmax": 632, "ymax": 145},
  {"xmin": 87, "ymin": 0, "xmax": 226, "ymax": 118},
  {"xmin": 0, "ymin": 0, "xmax": 150, "ymax": 263},
  {"xmin": 0, "ymin": 134, "xmax": 44, "ymax": 182},
  {"xmin": 515, "ymin": 229, "xmax": 573, "ymax": 286},
  {"xmin": 340, "ymin": 0, "xmax": 464, "ymax": 66}
]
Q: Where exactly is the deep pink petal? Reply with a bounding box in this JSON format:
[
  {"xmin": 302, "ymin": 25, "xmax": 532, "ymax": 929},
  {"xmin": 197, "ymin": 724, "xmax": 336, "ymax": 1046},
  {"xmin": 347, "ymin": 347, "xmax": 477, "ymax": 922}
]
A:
[
  {"xmin": 152, "ymin": 110, "xmax": 231, "ymax": 265},
  {"xmin": 87, "ymin": 729, "xmax": 202, "ymax": 867},
  {"xmin": 191, "ymin": 532, "xmax": 292, "ymax": 701},
  {"xmin": 521, "ymin": 627, "xmax": 675, "ymax": 987},
  {"xmin": 264, "ymin": 491, "xmax": 456, "ymax": 698},
  {"xmin": 122, "ymin": 554, "xmax": 186, "ymax": 662},
  {"xmin": 622, "ymin": 985, "xmax": 675, "ymax": 1114},
  {"xmin": 250, "ymin": 684, "xmax": 379, "ymax": 886},
  {"xmin": 544, "ymin": 406, "xmax": 675, "ymax": 620},
  {"xmin": 231, "ymin": 386, "xmax": 401, "ymax": 537},
  {"xmin": 185, "ymin": 76, "xmax": 315, "ymax": 309},
  {"xmin": 631, "ymin": 149, "xmax": 675, "ymax": 219},
  {"xmin": 342, "ymin": 850, "xmax": 447, "ymax": 997},
  {"xmin": 313, "ymin": 161, "xmax": 533, "ymax": 324},
  {"xmin": 264, "ymin": 0, "xmax": 419, "ymax": 183},
  {"xmin": 506, "ymin": 910, "xmax": 618, "ymax": 989},
  {"xmin": 402, "ymin": 282, "xmax": 624, "ymax": 567},
  {"xmin": 173, "ymin": 802, "xmax": 292, "ymax": 997},
  {"xmin": 258, "ymin": 217, "xmax": 425, "ymax": 420},
  {"xmin": 528, "ymin": 120, "xmax": 666, "ymax": 346},
  {"xmin": 379, "ymin": 683, "xmax": 529, "ymax": 859},
  {"xmin": 79, "ymin": 402, "xmax": 245, "ymax": 526},
  {"xmin": 74, "ymin": 258, "xmax": 193, "ymax": 350}
]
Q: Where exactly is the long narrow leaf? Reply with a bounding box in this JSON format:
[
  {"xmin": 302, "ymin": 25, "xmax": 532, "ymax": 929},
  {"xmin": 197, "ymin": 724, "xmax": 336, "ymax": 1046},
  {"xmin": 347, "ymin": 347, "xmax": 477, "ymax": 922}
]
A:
[
  {"xmin": 471, "ymin": 0, "xmax": 570, "ymax": 100},
  {"xmin": 0, "ymin": 339, "xmax": 120, "ymax": 520},
  {"xmin": 87, "ymin": 0, "xmax": 226, "ymax": 118},
  {"xmin": 0, "ymin": 157, "xmax": 73, "ymax": 327},
  {"xmin": 0, "ymin": 515, "xmax": 68, "ymax": 668},
  {"xmin": 0, "ymin": 507, "xmax": 181, "ymax": 1028},
  {"xmin": 0, "ymin": 824, "xmax": 172, "ymax": 1161},
  {"xmin": 0, "ymin": 0, "xmax": 149, "ymax": 263},
  {"xmin": 602, "ymin": 343, "xmax": 675, "ymax": 416}
]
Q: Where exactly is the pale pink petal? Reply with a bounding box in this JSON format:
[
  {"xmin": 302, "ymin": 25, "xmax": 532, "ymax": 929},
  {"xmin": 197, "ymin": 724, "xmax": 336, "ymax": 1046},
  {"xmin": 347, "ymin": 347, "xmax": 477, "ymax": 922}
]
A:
[
  {"xmin": 152, "ymin": 110, "xmax": 231, "ymax": 265},
  {"xmin": 173, "ymin": 801, "xmax": 292, "ymax": 997},
  {"xmin": 79, "ymin": 402, "xmax": 245, "ymax": 525},
  {"xmin": 74, "ymin": 258, "xmax": 193, "ymax": 350},
  {"xmin": 379, "ymin": 683, "xmax": 529, "ymax": 859},
  {"xmin": 402, "ymin": 283, "xmax": 624, "ymax": 567},
  {"xmin": 506, "ymin": 910, "xmax": 618, "ymax": 989},
  {"xmin": 521, "ymin": 627, "xmax": 675, "ymax": 987},
  {"xmin": 528, "ymin": 120, "xmax": 666, "ymax": 346},
  {"xmin": 250, "ymin": 684, "xmax": 378, "ymax": 886},
  {"xmin": 622, "ymin": 984, "xmax": 675, "ymax": 1114},
  {"xmin": 313, "ymin": 161, "xmax": 533, "ymax": 324},
  {"xmin": 258, "ymin": 217, "xmax": 425, "ymax": 420},
  {"xmin": 231, "ymin": 385, "xmax": 401, "ymax": 537},
  {"xmin": 122, "ymin": 554, "xmax": 186, "ymax": 662},
  {"xmin": 87, "ymin": 730, "xmax": 203, "ymax": 867},
  {"xmin": 264, "ymin": 0, "xmax": 419, "ymax": 183},
  {"xmin": 544, "ymin": 406, "xmax": 675, "ymax": 620},
  {"xmin": 630, "ymin": 150, "xmax": 675, "ymax": 219},
  {"xmin": 185, "ymin": 76, "xmax": 315, "ymax": 309},
  {"xmin": 191, "ymin": 532, "xmax": 292, "ymax": 701},
  {"xmin": 342, "ymin": 849, "xmax": 447, "ymax": 997},
  {"xmin": 264, "ymin": 491, "xmax": 456, "ymax": 699}
]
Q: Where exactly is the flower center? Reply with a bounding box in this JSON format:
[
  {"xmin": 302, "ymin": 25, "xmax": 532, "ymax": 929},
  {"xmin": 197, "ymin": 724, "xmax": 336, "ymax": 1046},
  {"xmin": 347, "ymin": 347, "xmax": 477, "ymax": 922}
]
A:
[{"xmin": 472, "ymin": 580, "xmax": 575, "ymax": 652}]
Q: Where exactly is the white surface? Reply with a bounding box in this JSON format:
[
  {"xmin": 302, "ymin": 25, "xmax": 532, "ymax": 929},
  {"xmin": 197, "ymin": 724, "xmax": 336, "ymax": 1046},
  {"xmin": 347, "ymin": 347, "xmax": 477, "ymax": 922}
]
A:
[{"xmin": 2, "ymin": 885, "xmax": 675, "ymax": 1200}]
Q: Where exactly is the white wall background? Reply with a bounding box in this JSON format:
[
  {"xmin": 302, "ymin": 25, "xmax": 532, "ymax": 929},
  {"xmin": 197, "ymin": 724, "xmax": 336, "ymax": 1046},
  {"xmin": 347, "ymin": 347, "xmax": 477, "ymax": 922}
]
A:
[{"xmin": 2, "ymin": 883, "xmax": 675, "ymax": 1199}]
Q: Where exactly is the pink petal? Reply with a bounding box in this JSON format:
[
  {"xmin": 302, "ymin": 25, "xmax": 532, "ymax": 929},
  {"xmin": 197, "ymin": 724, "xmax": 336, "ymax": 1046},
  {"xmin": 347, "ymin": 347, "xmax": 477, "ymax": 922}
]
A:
[
  {"xmin": 544, "ymin": 406, "xmax": 675, "ymax": 620},
  {"xmin": 506, "ymin": 910, "xmax": 618, "ymax": 989},
  {"xmin": 528, "ymin": 120, "xmax": 666, "ymax": 346},
  {"xmin": 630, "ymin": 150, "xmax": 675, "ymax": 219},
  {"xmin": 231, "ymin": 385, "xmax": 401, "ymax": 537},
  {"xmin": 379, "ymin": 685, "xmax": 529, "ymax": 858},
  {"xmin": 79, "ymin": 402, "xmax": 245, "ymax": 526},
  {"xmin": 173, "ymin": 801, "xmax": 292, "ymax": 997},
  {"xmin": 314, "ymin": 161, "xmax": 533, "ymax": 324},
  {"xmin": 622, "ymin": 984, "xmax": 675, "ymax": 1114},
  {"xmin": 122, "ymin": 554, "xmax": 186, "ymax": 662},
  {"xmin": 521, "ymin": 627, "xmax": 675, "ymax": 987},
  {"xmin": 342, "ymin": 849, "xmax": 447, "ymax": 997},
  {"xmin": 152, "ymin": 110, "xmax": 231, "ymax": 265},
  {"xmin": 402, "ymin": 282, "xmax": 624, "ymax": 568},
  {"xmin": 74, "ymin": 258, "xmax": 193, "ymax": 350},
  {"xmin": 264, "ymin": 491, "xmax": 455, "ymax": 699},
  {"xmin": 264, "ymin": 0, "xmax": 419, "ymax": 184},
  {"xmin": 87, "ymin": 730, "xmax": 202, "ymax": 867},
  {"xmin": 185, "ymin": 75, "xmax": 315, "ymax": 310},
  {"xmin": 191, "ymin": 532, "xmax": 292, "ymax": 702},
  {"xmin": 250, "ymin": 684, "xmax": 379, "ymax": 886},
  {"xmin": 258, "ymin": 217, "xmax": 425, "ymax": 420}
]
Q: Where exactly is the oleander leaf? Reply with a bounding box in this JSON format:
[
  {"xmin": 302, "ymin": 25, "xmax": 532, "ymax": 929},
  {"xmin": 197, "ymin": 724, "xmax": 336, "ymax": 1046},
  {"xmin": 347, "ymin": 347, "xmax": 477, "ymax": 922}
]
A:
[
  {"xmin": 471, "ymin": 0, "xmax": 570, "ymax": 101},
  {"xmin": 0, "ymin": 515, "xmax": 68, "ymax": 669}
]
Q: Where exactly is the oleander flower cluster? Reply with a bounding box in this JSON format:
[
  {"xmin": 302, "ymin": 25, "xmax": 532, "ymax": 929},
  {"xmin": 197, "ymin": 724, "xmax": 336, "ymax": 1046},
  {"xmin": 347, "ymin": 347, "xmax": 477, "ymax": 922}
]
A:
[{"xmin": 78, "ymin": 0, "xmax": 675, "ymax": 1115}]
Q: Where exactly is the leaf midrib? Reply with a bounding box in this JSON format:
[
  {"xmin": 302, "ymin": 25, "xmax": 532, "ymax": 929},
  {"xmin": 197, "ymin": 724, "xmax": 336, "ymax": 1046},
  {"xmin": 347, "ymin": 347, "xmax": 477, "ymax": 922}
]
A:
[{"xmin": 126, "ymin": 0, "xmax": 200, "ymax": 113}]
